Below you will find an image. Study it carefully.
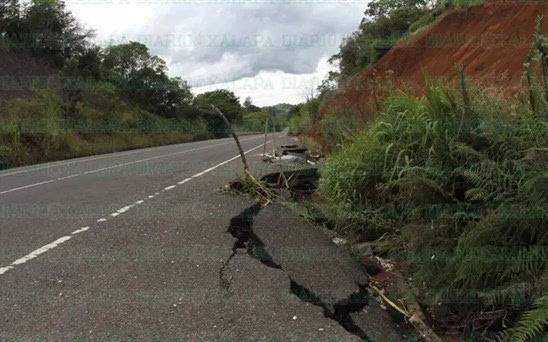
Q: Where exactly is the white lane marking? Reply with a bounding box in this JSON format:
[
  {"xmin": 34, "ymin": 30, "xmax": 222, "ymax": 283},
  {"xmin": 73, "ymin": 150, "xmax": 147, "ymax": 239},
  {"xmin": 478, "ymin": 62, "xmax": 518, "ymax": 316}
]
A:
[
  {"xmin": 81, "ymin": 139, "xmax": 248, "ymax": 175},
  {"xmin": 148, "ymin": 195, "xmax": 154, "ymax": 199},
  {"xmin": 135, "ymin": 200, "xmax": 144, "ymax": 205},
  {"xmin": 0, "ymin": 147, "xmax": 166, "ymax": 178},
  {"xmin": 0, "ymin": 136, "xmax": 262, "ymax": 178},
  {"xmin": 0, "ymin": 135, "xmax": 266, "ymax": 195},
  {"xmin": 164, "ymin": 185, "xmax": 176, "ymax": 191},
  {"xmin": 11, "ymin": 236, "xmax": 72, "ymax": 266},
  {"xmin": 0, "ymin": 179, "xmax": 57, "ymax": 195},
  {"xmin": 72, "ymin": 227, "xmax": 90, "ymax": 235},
  {"xmin": 0, "ymin": 140, "xmax": 271, "ymax": 277},
  {"xmin": 117, "ymin": 205, "xmax": 133, "ymax": 214},
  {"xmin": 0, "ymin": 266, "xmax": 14, "ymax": 275},
  {"xmin": 178, "ymin": 178, "xmax": 192, "ymax": 185},
  {"xmin": 56, "ymin": 174, "xmax": 80, "ymax": 181},
  {"xmin": 110, "ymin": 213, "xmax": 120, "ymax": 217}
]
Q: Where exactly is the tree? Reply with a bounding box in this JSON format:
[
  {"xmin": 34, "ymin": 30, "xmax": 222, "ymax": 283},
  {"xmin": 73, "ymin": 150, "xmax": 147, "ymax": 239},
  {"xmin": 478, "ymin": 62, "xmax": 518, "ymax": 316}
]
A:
[
  {"xmin": 328, "ymin": 0, "xmax": 434, "ymax": 86},
  {"xmin": 104, "ymin": 42, "xmax": 166, "ymax": 79},
  {"xmin": 243, "ymin": 96, "xmax": 261, "ymax": 113},
  {"xmin": 103, "ymin": 42, "xmax": 193, "ymax": 118},
  {"xmin": 0, "ymin": 0, "xmax": 21, "ymax": 38},
  {"xmin": 242, "ymin": 111, "xmax": 269, "ymax": 132},
  {"xmin": 194, "ymin": 89, "xmax": 243, "ymax": 136},
  {"xmin": 19, "ymin": 0, "xmax": 90, "ymax": 66}
]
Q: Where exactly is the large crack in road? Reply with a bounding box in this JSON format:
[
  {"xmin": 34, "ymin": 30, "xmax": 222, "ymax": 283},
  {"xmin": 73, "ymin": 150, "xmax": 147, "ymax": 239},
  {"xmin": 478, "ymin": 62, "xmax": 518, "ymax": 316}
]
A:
[{"xmin": 219, "ymin": 202, "xmax": 372, "ymax": 341}]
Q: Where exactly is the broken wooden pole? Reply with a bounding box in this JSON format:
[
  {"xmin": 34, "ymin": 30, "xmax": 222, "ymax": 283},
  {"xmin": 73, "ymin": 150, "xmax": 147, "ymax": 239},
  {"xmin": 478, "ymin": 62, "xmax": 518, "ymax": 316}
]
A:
[
  {"xmin": 263, "ymin": 117, "xmax": 269, "ymax": 158},
  {"xmin": 211, "ymin": 105, "xmax": 249, "ymax": 173}
]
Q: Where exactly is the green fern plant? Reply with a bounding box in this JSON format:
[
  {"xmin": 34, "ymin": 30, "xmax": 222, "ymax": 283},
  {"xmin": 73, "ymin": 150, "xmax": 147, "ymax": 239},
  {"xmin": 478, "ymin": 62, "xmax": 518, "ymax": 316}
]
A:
[{"xmin": 505, "ymin": 292, "xmax": 548, "ymax": 342}]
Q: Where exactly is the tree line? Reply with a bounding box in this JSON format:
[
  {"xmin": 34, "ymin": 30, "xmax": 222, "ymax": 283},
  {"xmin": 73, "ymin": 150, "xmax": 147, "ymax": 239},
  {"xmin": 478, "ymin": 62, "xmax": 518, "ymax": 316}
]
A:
[{"xmin": 0, "ymin": 0, "xmax": 269, "ymax": 137}]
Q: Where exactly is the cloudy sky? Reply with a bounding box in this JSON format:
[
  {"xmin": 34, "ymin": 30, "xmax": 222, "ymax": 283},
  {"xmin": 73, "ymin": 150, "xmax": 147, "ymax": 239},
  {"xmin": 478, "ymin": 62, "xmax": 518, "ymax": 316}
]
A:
[{"xmin": 66, "ymin": 1, "xmax": 368, "ymax": 106}]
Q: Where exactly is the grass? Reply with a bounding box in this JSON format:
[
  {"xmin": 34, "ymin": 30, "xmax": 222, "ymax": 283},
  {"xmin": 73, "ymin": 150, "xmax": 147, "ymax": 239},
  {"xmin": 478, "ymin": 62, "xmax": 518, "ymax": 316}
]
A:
[
  {"xmin": 318, "ymin": 80, "xmax": 547, "ymax": 339},
  {"xmin": 0, "ymin": 89, "xmax": 211, "ymax": 170}
]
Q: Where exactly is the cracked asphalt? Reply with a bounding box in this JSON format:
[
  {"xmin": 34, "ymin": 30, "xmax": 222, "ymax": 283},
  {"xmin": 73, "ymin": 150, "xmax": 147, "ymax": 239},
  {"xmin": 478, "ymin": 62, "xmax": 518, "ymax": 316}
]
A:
[{"xmin": 0, "ymin": 134, "xmax": 405, "ymax": 341}]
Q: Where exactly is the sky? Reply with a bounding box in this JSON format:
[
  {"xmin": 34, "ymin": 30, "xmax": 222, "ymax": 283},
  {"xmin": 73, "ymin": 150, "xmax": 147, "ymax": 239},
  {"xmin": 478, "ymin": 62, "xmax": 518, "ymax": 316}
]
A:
[{"xmin": 65, "ymin": 1, "xmax": 368, "ymax": 106}]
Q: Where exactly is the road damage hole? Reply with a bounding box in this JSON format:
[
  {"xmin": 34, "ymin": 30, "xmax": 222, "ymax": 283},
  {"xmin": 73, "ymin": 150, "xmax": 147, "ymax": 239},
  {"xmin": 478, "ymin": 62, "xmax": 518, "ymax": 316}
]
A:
[
  {"xmin": 220, "ymin": 203, "xmax": 372, "ymax": 340},
  {"xmin": 260, "ymin": 168, "xmax": 319, "ymax": 198},
  {"xmin": 290, "ymin": 279, "xmax": 371, "ymax": 341},
  {"xmin": 220, "ymin": 203, "xmax": 281, "ymax": 289}
]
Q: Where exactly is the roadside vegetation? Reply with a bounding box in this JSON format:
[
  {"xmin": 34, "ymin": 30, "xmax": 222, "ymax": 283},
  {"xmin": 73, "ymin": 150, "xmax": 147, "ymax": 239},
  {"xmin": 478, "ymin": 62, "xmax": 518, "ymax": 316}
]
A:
[
  {"xmin": 320, "ymin": 79, "xmax": 547, "ymax": 339},
  {"xmin": 288, "ymin": 0, "xmax": 547, "ymax": 339},
  {"xmin": 318, "ymin": 0, "xmax": 480, "ymax": 99},
  {"xmin": 0, "ymin": 0, "xmax": 289, "ymax": 170}
]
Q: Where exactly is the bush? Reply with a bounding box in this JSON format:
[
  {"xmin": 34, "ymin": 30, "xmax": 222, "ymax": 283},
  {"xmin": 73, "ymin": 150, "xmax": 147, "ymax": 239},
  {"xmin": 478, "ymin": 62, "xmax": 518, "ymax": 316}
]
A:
[
  {"xmin": 288, "ymin": 98, "xmax": 320, "ymax": 135},
  {"xmin": 0, "ymin": 88, "xmax": 211, "ymax": 170},
  {"xmin": 0, "ymin": 144, "xmax": 12, "ymax": 169},
  {"xmin": 320, "ymin": 83, "xmax": 548, "ymax": 338},
  {"xmin": 241, "ymin": 111, "xmax": 269, "ymax": 132}
]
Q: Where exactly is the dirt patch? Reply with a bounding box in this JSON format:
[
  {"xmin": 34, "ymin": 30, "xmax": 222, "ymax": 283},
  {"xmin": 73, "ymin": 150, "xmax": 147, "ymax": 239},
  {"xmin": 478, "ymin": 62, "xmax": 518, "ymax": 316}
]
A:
[{"xmin": 324, "ymin": 1, "xmax": 548, "ymax": 119}]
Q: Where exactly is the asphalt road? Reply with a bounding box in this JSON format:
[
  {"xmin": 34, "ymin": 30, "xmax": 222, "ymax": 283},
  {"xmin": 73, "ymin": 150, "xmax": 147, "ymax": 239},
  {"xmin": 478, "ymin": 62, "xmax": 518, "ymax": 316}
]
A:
[{"xmin": 0, "ymin": 135, "xmax": 402, "ymax": 341}]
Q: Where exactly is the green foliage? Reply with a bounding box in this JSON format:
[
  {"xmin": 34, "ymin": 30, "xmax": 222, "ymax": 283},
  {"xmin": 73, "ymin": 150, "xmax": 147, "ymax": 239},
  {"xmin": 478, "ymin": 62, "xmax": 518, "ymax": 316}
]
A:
[
  {"xmin": 324, "ymin": 0, "xmax": 484, "ymax": 90},
  {"xmin": 0, "ymin": 0, "xmax": 91, "ymax": 67},
  {"xmin": 102, "ymin": 42, "xmax": 194, "ymax": 119},
  {"xmin": 505, "ymin": 291, "xmax": 548, "ymax": 342},
  {"xmin": 288, "ymin": 98, "xmax": 321, "ymax": 135},
  {"xmin": 0, "ymin": 88, "xmax": 207, "ymax": 169},
  {"xmin": 194, "ymin": 90, "xmax": 243, "ymax": 137},
  {"xmin": 241, "ymin": 111, "xmax": 269, "ymax": 132},
  {"xmin": 525, "ymin": 16, "xmax": 548, "ymax": 120},
  {"xmin": 320, "ymin": 83, "xmax": 548, "ymax": 338},
  {"xmin": 441, "ymin": 0, "xmax": 482, "ymax": 9},
  {"xmin": 328, "ymin": 0, "xmax": 443, "ymax": 87},
  {"xmin": 0, "ymin": 0, "xmax": 246, "ymax": 168},
  {"xmin": 242, "ymin": 96, "xmax": 261, "ymax": 113}
]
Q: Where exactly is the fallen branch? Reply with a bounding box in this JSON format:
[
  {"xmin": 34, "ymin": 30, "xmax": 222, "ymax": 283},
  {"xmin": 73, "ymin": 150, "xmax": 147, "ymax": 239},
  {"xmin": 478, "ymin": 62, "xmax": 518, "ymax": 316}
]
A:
[
  {"xmin": 212, "ymin": 105, "xmax": 272, "ymax": 202},
  {"xmin": 370, "ymin": 285, "xmax": 442, "ymax": 342},
  {"xmin": 211, "ymin": 105, "xmax": 250, "ymax": 173},
  {"xmin": 263, "ymin": 117, "xmax": 269, "ymax": 159}
]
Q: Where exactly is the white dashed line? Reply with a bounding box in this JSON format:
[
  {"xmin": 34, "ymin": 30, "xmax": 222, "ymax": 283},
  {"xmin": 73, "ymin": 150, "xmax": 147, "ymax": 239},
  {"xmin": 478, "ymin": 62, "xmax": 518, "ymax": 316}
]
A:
[
  {"xmin": 164, "ymin": 185, "xmax": 176, "ymax": 191},
  {"xmin": 0, "ymin": 140, "xmax": 270, "ymax": 277},
  {"xmin": 72, "ymin": 227, "xmax": 90, "ymax": 235},
  {"xmin": 11, "ymin": 236, "xmax": 72, "ymax": 266},
  {"xmin": 0, "ymin": 136, "xmax": 262, "ymax": 178},
  {"xmin": 0, "ymin": 266, "xmax": 14, "ymax": 275},
  {"xmin": 117, "ymin": 205, "xmax": 133, "ymax": 214}
]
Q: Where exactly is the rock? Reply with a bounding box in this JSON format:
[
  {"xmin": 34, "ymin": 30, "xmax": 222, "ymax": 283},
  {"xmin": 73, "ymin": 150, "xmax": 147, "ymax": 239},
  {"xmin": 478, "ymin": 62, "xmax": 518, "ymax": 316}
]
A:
[
  {"xmin": 351, "ymin": 242, "xmax": 374, "ymax": 258},
  {"xmin": 332, "ymin": 237, "xmax": 348, "ymax": 247},
  {"xmin": 376, "ymin": 256, "xmax": 395, "ymax": 272}
]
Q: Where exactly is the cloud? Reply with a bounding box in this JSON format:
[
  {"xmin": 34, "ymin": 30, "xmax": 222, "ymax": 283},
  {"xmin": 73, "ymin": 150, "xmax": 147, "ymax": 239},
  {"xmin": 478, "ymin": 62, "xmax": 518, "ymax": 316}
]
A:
[
  {"xmin": 146, "ymin": 3, "xmax": 364, "ymax": 86},
  {"xmin": 193, "ymin": 57, "xmax": 335, "ymax": 106},
  {"xmin": 67, "ymin": 1, "xmax": 367, "ymax": 103}
]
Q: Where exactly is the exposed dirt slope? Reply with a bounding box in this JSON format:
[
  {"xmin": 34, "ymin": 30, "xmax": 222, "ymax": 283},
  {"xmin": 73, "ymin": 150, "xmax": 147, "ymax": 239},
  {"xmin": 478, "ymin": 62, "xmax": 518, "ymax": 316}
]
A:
[{"xmin": 325, "ymin": 1, "xmax": 548, "ymax": 118}]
